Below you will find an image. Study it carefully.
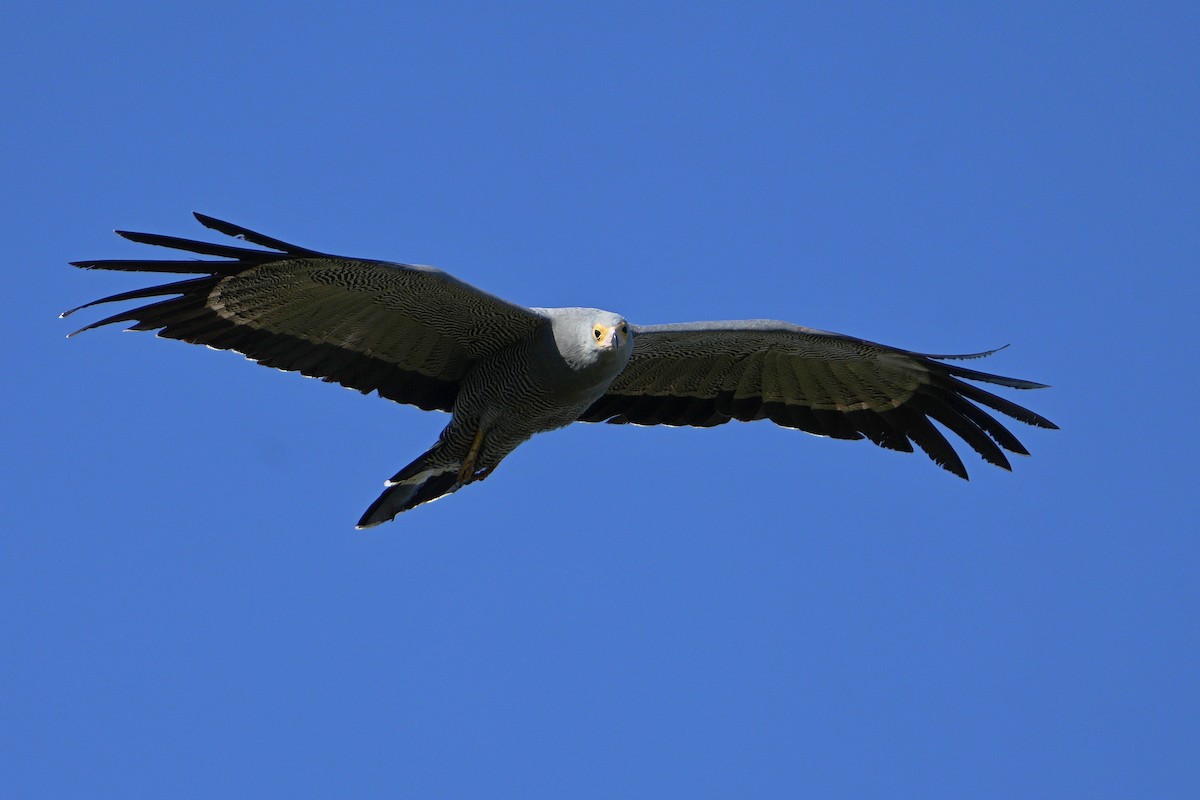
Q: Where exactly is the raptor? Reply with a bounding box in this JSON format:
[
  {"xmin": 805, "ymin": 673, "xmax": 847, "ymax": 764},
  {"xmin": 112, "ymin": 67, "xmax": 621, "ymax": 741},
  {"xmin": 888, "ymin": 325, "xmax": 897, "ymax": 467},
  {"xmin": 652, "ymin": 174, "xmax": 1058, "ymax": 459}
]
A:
[{"xmin": 64, "ymin": 214, "xmax": 1057, "ymax": 527}]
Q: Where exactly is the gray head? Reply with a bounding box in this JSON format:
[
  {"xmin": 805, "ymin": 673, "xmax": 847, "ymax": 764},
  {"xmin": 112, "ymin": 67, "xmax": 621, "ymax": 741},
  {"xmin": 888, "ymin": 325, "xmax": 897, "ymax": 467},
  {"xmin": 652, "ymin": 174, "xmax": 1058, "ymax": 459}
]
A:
[{"xmin": 541, "ymin": 307, "xmax": 634, "ymax": 375}]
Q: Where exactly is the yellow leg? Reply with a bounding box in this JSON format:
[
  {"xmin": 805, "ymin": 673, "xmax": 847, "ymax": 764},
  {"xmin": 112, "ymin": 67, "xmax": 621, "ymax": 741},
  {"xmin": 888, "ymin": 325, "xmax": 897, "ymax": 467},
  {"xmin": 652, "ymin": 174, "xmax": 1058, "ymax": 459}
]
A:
[{"xmin": 457, "ymin": 428, "xmax": 486, "ymax": 485}]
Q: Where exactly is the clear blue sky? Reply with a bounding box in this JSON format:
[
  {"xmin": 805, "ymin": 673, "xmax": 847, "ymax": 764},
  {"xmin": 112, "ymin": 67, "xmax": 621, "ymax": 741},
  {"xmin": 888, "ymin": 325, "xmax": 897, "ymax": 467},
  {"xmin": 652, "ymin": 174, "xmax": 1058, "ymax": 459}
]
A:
[{"xmin": 4, "ymin": 2, "xmax": 1197, "ymax": 797}]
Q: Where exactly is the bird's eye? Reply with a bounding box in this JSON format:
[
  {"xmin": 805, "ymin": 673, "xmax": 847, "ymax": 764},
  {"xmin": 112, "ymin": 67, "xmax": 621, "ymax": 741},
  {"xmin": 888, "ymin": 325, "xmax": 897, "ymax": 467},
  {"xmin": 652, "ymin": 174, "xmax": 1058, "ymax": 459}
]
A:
[
  {"xmin": 593, "ymin": 326, "xmax": 604, "ymax": 341},
  {"xmin": 621, "ymin": 324, "xmax": 628, "ymax": 336}
]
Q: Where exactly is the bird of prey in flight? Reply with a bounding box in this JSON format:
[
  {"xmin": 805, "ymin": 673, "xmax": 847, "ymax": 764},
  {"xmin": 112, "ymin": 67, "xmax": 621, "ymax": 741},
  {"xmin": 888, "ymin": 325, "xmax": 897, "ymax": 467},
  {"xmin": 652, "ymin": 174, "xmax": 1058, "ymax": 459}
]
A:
[{"xmin": 64, "ymin": 214, "xmax": 1057, "ymax": 528}]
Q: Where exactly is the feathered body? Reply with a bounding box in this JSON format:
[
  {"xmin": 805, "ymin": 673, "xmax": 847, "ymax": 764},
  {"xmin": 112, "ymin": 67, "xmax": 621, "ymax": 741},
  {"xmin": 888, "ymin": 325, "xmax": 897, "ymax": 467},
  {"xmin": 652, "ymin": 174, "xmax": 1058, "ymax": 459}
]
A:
[{"xmin": 361, "ymin": 308, "xmax": 633, "ymax": 525}]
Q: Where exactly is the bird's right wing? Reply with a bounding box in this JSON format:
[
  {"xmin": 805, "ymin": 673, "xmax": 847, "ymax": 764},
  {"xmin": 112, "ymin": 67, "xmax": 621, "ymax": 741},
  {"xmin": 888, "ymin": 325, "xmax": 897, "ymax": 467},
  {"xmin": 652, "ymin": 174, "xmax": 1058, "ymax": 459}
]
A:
[{"xmin": 64, "ymin": 213, "xmax": 545, "ymax": 412}]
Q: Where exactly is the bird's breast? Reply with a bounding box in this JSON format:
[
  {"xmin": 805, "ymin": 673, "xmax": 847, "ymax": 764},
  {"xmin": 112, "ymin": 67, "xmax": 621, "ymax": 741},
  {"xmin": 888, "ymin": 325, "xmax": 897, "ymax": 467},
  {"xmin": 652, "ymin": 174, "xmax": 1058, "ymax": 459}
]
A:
[{"xmin": 456, "ymin": 334, "xmax": 621, "ymax": 436}]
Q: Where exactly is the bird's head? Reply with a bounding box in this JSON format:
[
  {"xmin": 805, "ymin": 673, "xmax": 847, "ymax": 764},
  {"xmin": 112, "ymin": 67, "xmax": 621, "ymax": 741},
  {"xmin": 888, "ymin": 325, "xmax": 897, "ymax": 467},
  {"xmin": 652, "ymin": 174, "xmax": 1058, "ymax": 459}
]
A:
[{"xmin": 547, "ymin": 307, "xmax": 634, "ymax": 375}]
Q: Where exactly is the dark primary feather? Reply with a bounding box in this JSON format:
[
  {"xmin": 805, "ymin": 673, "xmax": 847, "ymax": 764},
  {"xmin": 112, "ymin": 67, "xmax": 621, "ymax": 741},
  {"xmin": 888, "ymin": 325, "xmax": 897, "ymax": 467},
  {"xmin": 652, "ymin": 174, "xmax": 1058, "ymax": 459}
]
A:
[
  {"xmin": 63, "ymin": 213, "xmax": 542, "ymax": 413},
  {"xmin": 192, "ymin": 211, "xmax": 327, "ymax": 255},
  {"xmin": 579, "ymin": 321, "xmax": 1057, "ymax": 479}
]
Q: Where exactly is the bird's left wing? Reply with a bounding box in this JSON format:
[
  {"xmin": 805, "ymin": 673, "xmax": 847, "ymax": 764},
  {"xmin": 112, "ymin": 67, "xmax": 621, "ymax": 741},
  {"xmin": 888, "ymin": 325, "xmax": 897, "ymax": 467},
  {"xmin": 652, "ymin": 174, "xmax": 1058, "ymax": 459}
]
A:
[
  {"xmin": 579, "ymin": 320, "xmax": 1057, "ymax": 478},
  {"xmin": 64, "ymin": 213, "xmax": 545, "ymax": 412}
]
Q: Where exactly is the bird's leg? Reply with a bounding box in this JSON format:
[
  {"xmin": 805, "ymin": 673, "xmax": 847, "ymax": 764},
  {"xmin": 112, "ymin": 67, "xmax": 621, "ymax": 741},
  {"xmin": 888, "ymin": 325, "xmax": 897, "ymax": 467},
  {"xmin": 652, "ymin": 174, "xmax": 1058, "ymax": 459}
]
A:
[
  {"xmin": 471, "ymin": 464, "xmax": 496, "ymax": 482},
  {"xmin": 457, "ymin": 427, "xmax": 486, "ymax": 486}
]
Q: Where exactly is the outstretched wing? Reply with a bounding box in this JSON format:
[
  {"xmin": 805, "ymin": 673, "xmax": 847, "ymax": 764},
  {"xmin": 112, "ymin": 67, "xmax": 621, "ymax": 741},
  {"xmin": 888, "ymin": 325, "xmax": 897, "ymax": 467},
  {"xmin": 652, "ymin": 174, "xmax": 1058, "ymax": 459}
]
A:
[
  {"xmin": 579, "ymin": 320, "xmax": 1057, "ymax": 478},
  {"xmin": 64, "ymin": 213, "xmax": 545, "ymax": 412}
]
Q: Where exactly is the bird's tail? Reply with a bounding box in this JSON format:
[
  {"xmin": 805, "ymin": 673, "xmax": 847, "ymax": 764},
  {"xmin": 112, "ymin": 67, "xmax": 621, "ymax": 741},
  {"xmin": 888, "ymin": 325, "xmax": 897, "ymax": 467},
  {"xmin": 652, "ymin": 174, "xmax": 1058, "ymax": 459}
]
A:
[{"xmin": 356, "ymin": 444, "xmax": 462, "ymax": 529}]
